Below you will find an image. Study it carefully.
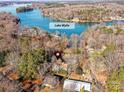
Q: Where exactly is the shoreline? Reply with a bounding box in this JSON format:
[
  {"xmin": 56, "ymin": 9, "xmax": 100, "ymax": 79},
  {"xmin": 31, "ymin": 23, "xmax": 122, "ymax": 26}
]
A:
[
  {"xmin": 39, "ymin": 3, "xmax": 124, "ymax": 24},
  {"xmin": 42, "ymin": 14, "xmax": 124, "ymax": 24}
]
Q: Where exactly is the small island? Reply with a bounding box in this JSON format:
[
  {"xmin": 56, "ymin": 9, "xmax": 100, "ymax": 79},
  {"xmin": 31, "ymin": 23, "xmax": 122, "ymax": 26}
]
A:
[{"xmin": 16, "ymin": 6, "xmax": 33, "ymax": 13}]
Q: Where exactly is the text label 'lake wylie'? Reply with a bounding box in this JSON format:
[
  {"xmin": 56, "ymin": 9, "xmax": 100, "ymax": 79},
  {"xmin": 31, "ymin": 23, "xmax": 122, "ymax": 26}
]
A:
[{"xmin": 49, "ymin": 22, "xmax": 75, "ymax": 29}]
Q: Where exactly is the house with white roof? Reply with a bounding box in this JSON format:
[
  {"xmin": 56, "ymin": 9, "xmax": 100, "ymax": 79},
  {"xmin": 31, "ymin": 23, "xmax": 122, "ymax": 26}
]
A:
[{"xmin": 63, "ymin": 79, "xmax": 92, "ymax": 92}]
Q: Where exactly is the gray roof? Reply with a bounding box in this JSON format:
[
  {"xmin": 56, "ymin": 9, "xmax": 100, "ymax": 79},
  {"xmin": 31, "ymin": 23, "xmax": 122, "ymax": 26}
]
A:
[{"xmin": 63, "ymin": 79, "xmax": 92, "ymax": 92}]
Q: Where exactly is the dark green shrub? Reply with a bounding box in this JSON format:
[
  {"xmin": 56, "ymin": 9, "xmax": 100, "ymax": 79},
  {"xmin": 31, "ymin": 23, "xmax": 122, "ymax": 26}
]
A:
[{"xmin": 0, "ymin": 51, "xmax": 8, "ymax": 67}]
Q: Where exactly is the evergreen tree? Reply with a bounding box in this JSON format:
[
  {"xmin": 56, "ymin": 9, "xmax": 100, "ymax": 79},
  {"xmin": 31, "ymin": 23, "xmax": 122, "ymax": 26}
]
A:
[{"xmin": 18, "ymin": 48, "xmax": 45, "ymax": 80}]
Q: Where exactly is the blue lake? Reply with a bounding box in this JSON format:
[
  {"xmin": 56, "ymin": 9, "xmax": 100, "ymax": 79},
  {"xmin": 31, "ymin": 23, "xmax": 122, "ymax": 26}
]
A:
[{"xmin": 0, "ymin": 4, "xmax": 123, "ymax": 36}]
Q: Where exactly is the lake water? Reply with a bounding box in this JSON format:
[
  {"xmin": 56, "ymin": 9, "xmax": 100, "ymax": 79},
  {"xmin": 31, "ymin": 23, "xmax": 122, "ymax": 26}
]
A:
[{"xmin": 0, "ymin": 4, "xmax": 123, "ymax": 36}]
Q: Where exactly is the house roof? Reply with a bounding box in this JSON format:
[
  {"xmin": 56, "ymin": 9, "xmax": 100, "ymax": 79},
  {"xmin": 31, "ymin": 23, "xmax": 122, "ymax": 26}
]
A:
[{"xmin": 63, "ymin": 79, "xmax": 92, "ymax": 92}]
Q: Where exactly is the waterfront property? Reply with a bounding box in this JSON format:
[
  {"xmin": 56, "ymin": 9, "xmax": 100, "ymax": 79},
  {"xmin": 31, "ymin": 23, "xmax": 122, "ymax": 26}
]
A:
[{"xmin": 1, "ymin": 2, "xmax": 124, "ymax": 92}]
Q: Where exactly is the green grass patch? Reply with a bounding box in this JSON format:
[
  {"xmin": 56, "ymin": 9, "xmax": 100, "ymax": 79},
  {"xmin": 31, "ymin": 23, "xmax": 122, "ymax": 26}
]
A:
[
  {"xmin": 58, "ymin": 69, "xmax": 68, "ymax": 76},
  {"xmin": 101, "ymin": 27, "xmax": 113, "ymax": 34},
  {"xmin": 107, "ymin": 67, "xmax": 124, "ymax": 92}
]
